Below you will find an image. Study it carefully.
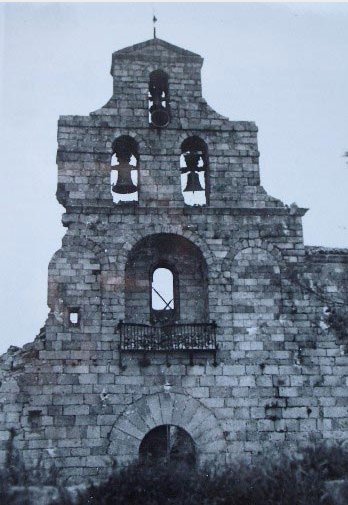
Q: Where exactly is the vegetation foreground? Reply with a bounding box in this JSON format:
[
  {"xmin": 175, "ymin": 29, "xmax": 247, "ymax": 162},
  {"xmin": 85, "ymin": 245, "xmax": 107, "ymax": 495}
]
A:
[{"xmin": 1, "ymin": 442, "xmax": 348, "ymax": 504}]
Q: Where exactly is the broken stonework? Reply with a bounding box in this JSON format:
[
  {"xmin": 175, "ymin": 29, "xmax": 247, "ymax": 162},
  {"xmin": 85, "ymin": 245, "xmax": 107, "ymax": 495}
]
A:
[{"xmin": 0, "ymin": 38, "xmax": 347, "ymax": 485}]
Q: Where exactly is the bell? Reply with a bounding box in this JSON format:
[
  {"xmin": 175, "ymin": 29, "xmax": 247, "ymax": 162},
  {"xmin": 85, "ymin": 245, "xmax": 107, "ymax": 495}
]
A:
[
  {"xmin": 150, "ymin": 108, "xmax": 170, "ymax": 128},
  {"xmin": 184, "ymin": 152, "xmax": 201, "ymax": 171},
  {"xmin": 112, "ymin": 161, "xmax": 137, "ymax": 194},
  {"xmin": 183, "ymin": 171, "xmax": 204, "ymax": 193}
]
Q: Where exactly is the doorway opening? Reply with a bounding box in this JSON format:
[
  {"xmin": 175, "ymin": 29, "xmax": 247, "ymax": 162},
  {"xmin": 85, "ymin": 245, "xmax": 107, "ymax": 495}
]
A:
[{"xmin": 139, "ymin": 425, "xmax": 196, "ymax": 466}]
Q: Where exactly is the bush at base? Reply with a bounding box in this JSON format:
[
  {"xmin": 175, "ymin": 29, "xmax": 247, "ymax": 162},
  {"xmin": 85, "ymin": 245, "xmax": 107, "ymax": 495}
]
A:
[
  {"xmin": 53, "ymin": 442, "xmax": 348, "ymax": 505},
  {"xmin": 1, "ymin": 441, "xmax": 348, "ymax": 504}
]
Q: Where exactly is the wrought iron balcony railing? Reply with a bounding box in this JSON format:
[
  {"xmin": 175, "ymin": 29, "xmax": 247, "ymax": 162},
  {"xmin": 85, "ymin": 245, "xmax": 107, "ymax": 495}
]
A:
[{"xmin": 117, "ymin": 320, "xmax": 218, "ymax": 367}]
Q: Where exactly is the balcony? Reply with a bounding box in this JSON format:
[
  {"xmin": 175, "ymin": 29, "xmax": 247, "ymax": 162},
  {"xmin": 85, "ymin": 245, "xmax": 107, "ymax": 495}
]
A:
[{"xmin": 117, "ymin": 321, "xmax": 218, "ymax": 367}]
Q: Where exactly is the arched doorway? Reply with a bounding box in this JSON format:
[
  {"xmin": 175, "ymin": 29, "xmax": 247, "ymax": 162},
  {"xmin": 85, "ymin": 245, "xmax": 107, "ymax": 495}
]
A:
[
  {"xmin": 107, "ymin": 392, "xmax": 227, "ymax": 465},
  {"xmin": 139, "ymin": 425, "xmax": 196, "ymax": 466}
]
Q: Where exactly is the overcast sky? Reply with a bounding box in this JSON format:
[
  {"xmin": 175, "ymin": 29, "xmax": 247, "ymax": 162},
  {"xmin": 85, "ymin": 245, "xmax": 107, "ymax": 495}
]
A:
[{"xmin": 0, "ymin": 2, "xmax": 347, "ymax": 354}]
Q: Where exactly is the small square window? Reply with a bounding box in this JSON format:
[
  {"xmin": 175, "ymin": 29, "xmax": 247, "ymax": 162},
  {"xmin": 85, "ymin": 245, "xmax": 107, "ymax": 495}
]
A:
[
  {"xmin": 28, "ymin": 410, "xmax": 42, "ymax": 431},
  {"xmin": 68, "ymin": 308, "xmax": 80, "ymax": 327}
]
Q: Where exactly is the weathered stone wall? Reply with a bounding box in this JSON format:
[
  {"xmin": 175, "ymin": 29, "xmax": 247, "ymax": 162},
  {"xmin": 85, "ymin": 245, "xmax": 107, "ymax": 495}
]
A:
[{"xmin": 0, "ymin": 38, "xmax": 347, "ymax": 485}]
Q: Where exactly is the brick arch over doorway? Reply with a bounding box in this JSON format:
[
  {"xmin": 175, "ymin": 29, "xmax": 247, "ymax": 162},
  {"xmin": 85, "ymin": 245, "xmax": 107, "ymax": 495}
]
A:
[{"xmin": 107, "ymin": 392, "xmax": 226, "ymax": 465}]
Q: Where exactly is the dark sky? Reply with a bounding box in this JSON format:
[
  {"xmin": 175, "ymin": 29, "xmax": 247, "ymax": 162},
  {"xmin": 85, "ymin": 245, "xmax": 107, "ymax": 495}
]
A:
[{"xmin": 0, "ymin": 3, "xmax": 347, "ymax": 353}]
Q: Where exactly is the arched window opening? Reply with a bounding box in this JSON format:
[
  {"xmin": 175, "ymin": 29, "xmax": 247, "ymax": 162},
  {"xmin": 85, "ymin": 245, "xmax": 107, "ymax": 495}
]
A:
[
  {"xmin": 148, "ymin": 70, "xmax": 170, "ymax": 128},
  {"xmin": 125, "ymin": 234, "xmax": 209, "ymax": 325},
  {"xmin": 111, "ymin": 135, "xmax": 139, "ymax": 203},
  {"xmin": 139, "ymin": 425, "xmax": 196, "ymax": 467},
  {"xmin": 180, "ymin": 137, "xmax": 208, "ymax": 206},
  {"xmin": 151, "ymin": 266, "xmax": 176, "ymax": 324}
]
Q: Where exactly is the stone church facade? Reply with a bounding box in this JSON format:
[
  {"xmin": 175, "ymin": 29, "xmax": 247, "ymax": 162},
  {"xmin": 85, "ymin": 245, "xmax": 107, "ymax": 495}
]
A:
[{"xmin": 0, "ymin": 38, "xmax": 347, "ymax": 484}]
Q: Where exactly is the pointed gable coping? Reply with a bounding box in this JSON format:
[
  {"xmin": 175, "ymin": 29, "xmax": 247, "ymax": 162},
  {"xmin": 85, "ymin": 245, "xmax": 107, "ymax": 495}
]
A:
[{"xmin": 112, "ymin": 38, "xmax": 203, "ymax": 64}]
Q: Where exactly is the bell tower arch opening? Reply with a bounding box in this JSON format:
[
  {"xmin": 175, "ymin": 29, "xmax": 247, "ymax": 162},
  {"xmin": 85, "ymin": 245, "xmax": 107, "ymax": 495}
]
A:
[
  {"xmin": 180, "ymin": 136, "xmax": 209, "ymax": 206},
  {"xmin": 111, "ymin": 135, "xmax": 139, "ymax": 203},
  {"xmin": 148, "ymin": 69, "xmax": 170, "ymax": 128},
  {"xmin": 139, "ymin": 425, "xmax": 196, "ymax": 467}
]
